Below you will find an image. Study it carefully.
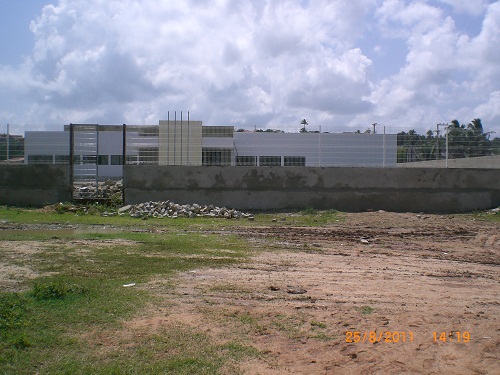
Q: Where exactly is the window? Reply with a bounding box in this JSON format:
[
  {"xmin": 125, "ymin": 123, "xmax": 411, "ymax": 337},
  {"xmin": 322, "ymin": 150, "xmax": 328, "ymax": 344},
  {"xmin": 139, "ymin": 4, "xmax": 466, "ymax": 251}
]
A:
[
  {"xmin": 111, "ymin": 155, "xmax": 123, "ymax": 165},
  {"xmin": 98, "ymin": 155, "xmax": 109, "ymax": 165},
  {"xmin": 73, "ymin": 155, "xmax": 81, "ymax": 164},
  {"xmin": 284, "ymin": 156, "xmax": 306, "ymax": 166},
  {"xmin": 236, "ymin": 156, "xmax": 257, "ymax": 166},
  {"xmin": 202, "ymin": 148, "xmax": 232, "ymax": 166},
  {"xmin": 202, "ymin": 126, "xmax": 234, "ymax": 138},
  {"xmin": 259, "ymin": 156, "xmax": 281, "ymax": 166},
  {"xmin": 55, "ymin": 155, "xmax": 69, "ymax": 164},
  {"xmin": 27, "ymin": 155, "xmax": 53, "ymax": 164},
  {"xmin": 82, "ymin": 155, "xmax": 97, "ymax": 164},
  {"xmin": 126, "ymin": 155, "xmax": 138, "ymax": 165},
  {"xmin": 139, "ymin": 148, "xmax": 159, "ymax": 164},
  {"xmin": 139, "ymin": 126, "xmax": 159, "ymax": 136}
]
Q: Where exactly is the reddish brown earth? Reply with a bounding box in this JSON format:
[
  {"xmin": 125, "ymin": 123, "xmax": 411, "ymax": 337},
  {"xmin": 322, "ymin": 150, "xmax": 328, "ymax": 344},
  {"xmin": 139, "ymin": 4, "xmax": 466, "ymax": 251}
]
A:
[
  {"xmin": 131, "ymin": 212, "xmax": 499, "ymax": 374},
  {"xmin": 2, "ymin": 211, "xmax": 498, "ymax": 374}
]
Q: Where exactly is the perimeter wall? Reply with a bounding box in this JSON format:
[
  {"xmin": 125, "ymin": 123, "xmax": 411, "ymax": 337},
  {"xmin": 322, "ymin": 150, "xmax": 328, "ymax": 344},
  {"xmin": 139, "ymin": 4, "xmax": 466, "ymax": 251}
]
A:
[
  {"xmin": 0, "ymin": 165, "xmax": 71, "ymax": 206},
  {"xmin": 124, "ymin": 166, "xmax": 500, "ymax": 213}
]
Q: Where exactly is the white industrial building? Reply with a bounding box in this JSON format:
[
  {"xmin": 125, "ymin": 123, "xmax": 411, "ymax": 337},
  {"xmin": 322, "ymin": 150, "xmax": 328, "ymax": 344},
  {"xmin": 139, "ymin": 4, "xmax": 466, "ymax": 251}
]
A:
[{"xmin": 24, "ymin": 119, "xmax": 397, "ymax": 179}]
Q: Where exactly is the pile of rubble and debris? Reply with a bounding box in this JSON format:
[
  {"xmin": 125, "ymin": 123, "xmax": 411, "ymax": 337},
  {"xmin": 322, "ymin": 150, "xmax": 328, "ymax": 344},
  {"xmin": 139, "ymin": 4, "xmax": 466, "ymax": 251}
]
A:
[
  {"xmin": 118, "ymin": 201, "xmax": 253, "ymax": 220},
  {"xmin": 73, "ymin": 180, "xmax": 123, "ymax": 200}
]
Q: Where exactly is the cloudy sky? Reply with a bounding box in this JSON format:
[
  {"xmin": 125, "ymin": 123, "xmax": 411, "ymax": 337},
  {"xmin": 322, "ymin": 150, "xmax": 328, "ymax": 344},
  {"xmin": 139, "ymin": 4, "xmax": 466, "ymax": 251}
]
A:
[{"xmin": 1, "ymin": 0, "xmax": 499, "ymax": 136}]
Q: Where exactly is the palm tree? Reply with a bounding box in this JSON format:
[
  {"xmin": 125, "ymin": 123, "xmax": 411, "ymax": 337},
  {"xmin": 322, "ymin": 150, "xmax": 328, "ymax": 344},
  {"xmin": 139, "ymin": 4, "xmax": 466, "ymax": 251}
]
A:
[
  {"xmin": 468, "ymin": 118, "xmax": 483, "ymax": 134},
  {"xmin": 300, "ymin": 119, "xmax": 308, "ymax": 133}
]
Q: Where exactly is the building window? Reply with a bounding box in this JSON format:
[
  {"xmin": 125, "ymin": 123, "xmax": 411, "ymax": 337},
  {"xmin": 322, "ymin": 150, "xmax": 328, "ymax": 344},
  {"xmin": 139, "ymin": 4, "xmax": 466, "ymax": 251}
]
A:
[
  {"xmin": 98, "ymin": 155, "xmax": 109, "ymax": 165},
  {"xmin": 202, "ymin": 148, "xmax": 232, "ymax": 166},
  {"xmin": 138, "ymin": 126, "xmax": 159, "ymax": 137},
  {"xmin": 73, "ymin": 155, "xmax": 81, "ymax": 164},
  {"xmin": 259, "ymin": 156, "xmax": 281, "ymax": 166},
  {"xmin": 55, "ymin": 155, "xmax": 69, "ymax": 164},
  {"xmin": 111, "ymin": 155, "xmax": 123, "ymax": 165},
  {"xmin": 82, "ymin": 155, "xmax": 97, "ymax": 164},
  {"xmin": 126, "ymin": 155, "xmax": 138, "ymax": 165},
  {"xmin": 139, "ymin": 148, "xmax": 159, "ymax": 164},
  {"xmin": 236, "ymin": 156, "xmax": 257, "ymax": 166},
  {"xmin": 27, "ymin": 155, "xmax": 53, "ymax": 164},
  {"xmin": 284, "ymin": 156, "xmax": 306, "ymax": 166},
  {"xmin": 202, "ymin": 126, "xmax": 234, "ymax": 138}
]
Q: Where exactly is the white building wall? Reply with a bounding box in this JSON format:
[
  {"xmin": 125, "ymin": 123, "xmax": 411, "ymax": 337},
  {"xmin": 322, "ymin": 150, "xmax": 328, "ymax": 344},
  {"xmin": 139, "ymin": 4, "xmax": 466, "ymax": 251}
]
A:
[
  {"xmin": 25, "ymin": 126, "xmax": 398, "ymax": 176},
  {"xmin": 24, "ymin": 131, "xmax": 69, "ymax": 164},
  {"xmin": 233, "ymin": 132, "xmax": 397, "ymax": 166}
]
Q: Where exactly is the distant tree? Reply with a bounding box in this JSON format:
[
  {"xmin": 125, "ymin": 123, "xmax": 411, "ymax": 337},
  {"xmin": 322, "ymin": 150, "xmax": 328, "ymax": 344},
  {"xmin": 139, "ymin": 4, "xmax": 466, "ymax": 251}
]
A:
[
  {"xmin": 491, "ymin": 137, "xmax": 500, "ymax": 155},
  {"xmin": 468, "ymin": 118, "xmax": 483, "ymax": 134},
  {"xmin": 0, "ymin": 135, "xmax": 24, "ymax": 161},
  {"xmin": 300, "ymin": 119, "xmax": 308, "ymax": 133},
  {"xmin": 397, "ymin": 120, "xmax": 495, "ymax": 163}
]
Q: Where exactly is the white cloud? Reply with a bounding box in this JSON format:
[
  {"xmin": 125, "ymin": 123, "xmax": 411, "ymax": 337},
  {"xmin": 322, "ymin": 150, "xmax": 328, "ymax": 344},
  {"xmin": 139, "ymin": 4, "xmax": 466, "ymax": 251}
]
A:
[
  {"xmin": 436, "ymin": 0, "xmax": 490, "ymax": 16},
  {"xmin": 475, "ymin": 91, "xmax": 500, "ymax": 125},
  {"xmin": 0, "ymin": 0, "xmax": 499, "ymax": 136},
  {"xmin": 361, "ymin": 0, "xmax": 500, "ymax": 133}
]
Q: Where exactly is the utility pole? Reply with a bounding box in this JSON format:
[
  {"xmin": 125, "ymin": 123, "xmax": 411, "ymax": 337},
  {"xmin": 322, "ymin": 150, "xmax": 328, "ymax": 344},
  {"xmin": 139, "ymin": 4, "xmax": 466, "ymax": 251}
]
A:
[
  {"xmin": 6, "ymin": 123, "xmax": 10, "ymax": 163},
  {"xmin": 436, "ymin": 123, "xmax": 448, "ymax": 163},
  {"xmin": 435, "ymin": 124, "xmax": 439, "ymax": 160}
]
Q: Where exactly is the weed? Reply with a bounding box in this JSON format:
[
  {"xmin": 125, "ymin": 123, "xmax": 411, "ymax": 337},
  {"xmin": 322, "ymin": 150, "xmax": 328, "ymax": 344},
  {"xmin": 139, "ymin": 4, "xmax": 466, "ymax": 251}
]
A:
[
  {"xmin": 310, "ymin": 320, "xmax": 327, "ymax": 329},
  {"xmin": 311, "ymin": 332, "xmax": 336, "ymax": 341},
  {"xmin": 302, "ymin": 207, "xmax": 317, "ymax": 215},
  {"xmin": 359, "ymin": 305, "xmax": 374, "ymax": 315},
  {"xmin": 0, "ymin": 292, "xmax": 29, "ymax": 332},
  {"xmin": 31, "ymin": 280, "xmax": 89, "ymax": 300}
]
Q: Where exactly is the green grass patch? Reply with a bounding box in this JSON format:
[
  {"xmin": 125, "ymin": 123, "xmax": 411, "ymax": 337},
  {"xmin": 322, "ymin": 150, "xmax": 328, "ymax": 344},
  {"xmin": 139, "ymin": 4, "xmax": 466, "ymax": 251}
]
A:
[
  {"xmin": 359, "ymin": 305, "xmax": 374, "ymax": 315},
  {"xmin": 0, "ymin": 214, "xmax": 258, "ymax": 374},
  {"xmin": 0, "ymin": 206, "xmax": 344, "ymax": 234},
  {"xmin": 472, "ymin": 208, "xmax": 500, "ymax": 222},
  {"xmin": 310, "ymin": 320, "xmax": 327, "ymax": 329}
]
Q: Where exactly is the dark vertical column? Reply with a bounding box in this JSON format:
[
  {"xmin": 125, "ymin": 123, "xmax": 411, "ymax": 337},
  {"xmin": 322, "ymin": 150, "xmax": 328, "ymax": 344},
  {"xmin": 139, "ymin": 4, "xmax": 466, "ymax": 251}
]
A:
[
  {"xmin": 180, "ymin": 111, "xmax": 183, "ymax": 165},
  {"xmin": 95, "ymin": 124, "xmax": 99, "ymax": 198},
  {"xmin": 167, "ymin": 111, "xmax": 170, "ymax": 165},
  {"xmin": 174, "ymin": 111, "xmax": 177, "ymax": 165},
  {"xmin": 122, "ymin": 124, "xmax": 126, "ymax": 204},
  {"xmin": 69, "ymin": 123, "xmax": 74, "ymax": 199}
]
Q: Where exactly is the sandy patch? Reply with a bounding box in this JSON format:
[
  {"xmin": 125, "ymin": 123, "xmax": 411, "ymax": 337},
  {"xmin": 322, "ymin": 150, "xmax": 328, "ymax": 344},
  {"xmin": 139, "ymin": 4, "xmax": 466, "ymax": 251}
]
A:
[{"xmin": 128, "ymin": 212, "xmax": 499, "ymax": 374}]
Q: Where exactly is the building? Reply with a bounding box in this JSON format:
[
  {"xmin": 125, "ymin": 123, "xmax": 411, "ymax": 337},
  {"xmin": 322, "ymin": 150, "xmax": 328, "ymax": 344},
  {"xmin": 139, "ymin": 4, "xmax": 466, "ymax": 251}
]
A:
[{"xmin": 24, "ymin": 119, "xmax": 397, "ymax": 179}]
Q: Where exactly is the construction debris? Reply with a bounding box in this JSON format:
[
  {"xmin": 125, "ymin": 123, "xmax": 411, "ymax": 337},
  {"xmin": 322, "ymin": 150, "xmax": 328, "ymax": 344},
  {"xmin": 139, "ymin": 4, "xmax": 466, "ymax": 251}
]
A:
[{"xmin": 118, "ymin": 200, "xmax": 253, "ymax": 220}]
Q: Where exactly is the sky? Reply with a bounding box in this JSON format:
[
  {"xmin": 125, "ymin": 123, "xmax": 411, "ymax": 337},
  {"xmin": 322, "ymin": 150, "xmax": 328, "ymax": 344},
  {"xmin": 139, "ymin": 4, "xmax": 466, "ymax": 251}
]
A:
[{"xmin": 1, "ymin": 0, "xmax": 499, "ymax": 136}]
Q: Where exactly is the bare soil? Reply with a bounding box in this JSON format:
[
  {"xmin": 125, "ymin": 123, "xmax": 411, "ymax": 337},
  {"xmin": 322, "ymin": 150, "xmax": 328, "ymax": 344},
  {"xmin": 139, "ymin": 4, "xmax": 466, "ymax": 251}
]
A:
[
  {"xmin": 2, "ymin": 211, "xmax": 499, "ymax": 374},
  {"xmin": 132, "ymin": 212, "xmax": 500, "ymax": 374}
]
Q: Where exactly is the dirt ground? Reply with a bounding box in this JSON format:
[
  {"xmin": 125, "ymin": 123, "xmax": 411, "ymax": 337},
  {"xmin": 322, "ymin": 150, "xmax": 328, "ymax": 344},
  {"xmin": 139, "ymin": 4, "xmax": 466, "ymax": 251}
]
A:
[
  {"xmin": 2, "ymin": 211, "xmax": 499, "ymax": 374},
  {"xmin": 131, "ymin": 212, "xmax": 499, "ymax": 374}
]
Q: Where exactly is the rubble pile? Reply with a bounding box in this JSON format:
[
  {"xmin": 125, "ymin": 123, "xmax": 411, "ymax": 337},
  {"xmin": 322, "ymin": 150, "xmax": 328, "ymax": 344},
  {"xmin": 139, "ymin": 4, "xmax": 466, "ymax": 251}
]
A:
[
  {"xmin": 118, "ymin": 201, "xmax": 253, "ymax": 220},
  {"xmin": 74, "ymin": 180, "xmax": 123, "ymax": 199}
]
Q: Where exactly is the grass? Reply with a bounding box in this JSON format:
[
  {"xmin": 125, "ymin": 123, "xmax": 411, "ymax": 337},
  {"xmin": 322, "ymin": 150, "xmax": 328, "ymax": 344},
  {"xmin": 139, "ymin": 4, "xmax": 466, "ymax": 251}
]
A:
[
  {"xmin": 0, "ymin": 210, "xmax": 260, "ymax": 374},
  {"xmin": 0, "ymin": 205, "xmax": 345, "ymax": 234},
  {"xmin": 359, "ymin": 305, "xmax": 374, "ymax": 315},
  {"xmin": 473, "ymin": 208, "xmax": 500, "ymax": 222}
]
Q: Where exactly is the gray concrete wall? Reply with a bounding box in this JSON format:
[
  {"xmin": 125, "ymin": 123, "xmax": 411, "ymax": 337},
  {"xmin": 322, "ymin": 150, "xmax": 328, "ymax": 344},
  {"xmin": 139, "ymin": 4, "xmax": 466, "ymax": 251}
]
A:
[
  {"xmin": 0, "ymin": 165, "xmax": 71, "ymax": 206},
  {"xmin": 124, "ymin": 166, "xmax": 500, "ymax": 213}
]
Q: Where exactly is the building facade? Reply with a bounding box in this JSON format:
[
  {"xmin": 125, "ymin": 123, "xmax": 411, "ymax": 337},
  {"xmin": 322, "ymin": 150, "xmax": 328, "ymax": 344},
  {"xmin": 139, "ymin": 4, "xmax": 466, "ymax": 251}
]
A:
[{"xmin": 24, "ymin": 120, "xmax": 397, "ymax": 179}]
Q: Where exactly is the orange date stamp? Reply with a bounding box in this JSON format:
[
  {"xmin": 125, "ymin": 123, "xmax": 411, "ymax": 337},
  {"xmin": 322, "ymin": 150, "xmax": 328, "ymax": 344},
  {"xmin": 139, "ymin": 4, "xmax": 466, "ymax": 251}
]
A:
[
  {"xmin": 345, "ymin": 331, "xmax": 414, "ymax": 343},
  {"xmin": 345, "ymin": 331, "xmax": 472, "ymax": 343}
]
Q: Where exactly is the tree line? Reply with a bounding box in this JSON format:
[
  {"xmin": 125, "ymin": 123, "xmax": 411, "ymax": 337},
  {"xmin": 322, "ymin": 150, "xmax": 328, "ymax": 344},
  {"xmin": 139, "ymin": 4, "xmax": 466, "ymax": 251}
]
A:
[
  {"xmin": 0, "ymin": 135, "xmax": 24, "ymax": 161},
  {"xmin": 397, "ymin": 118, "xmax": 499, "ymax": 163}
]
